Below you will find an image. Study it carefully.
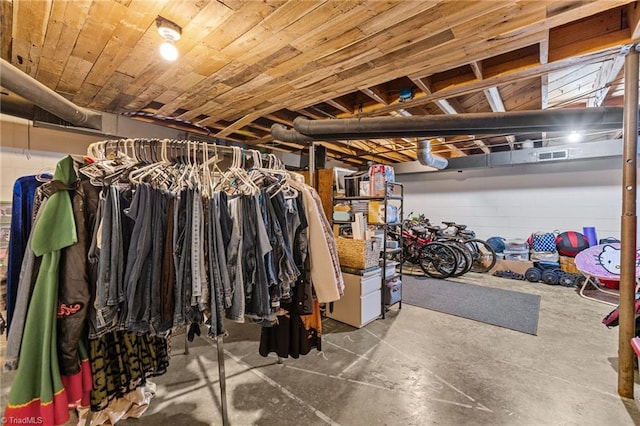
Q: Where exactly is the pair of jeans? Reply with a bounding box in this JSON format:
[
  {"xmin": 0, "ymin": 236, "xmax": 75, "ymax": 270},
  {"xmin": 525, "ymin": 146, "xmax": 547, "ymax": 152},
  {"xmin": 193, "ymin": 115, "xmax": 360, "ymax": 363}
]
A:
[
  {"xmin": 149, "ymin": 188, "xmax": 168, "ymax": 335},
  {"xmin": 173, "ymin": 188, "xmax": 202, "ymax": 328},
  {"xmin": 190, "ymin": 191, "xmax": 208, "ymax": 312},
  {"xmin": 173, "ymin": 188, "xmax": 189, "ymax": 328},
  {"xmin": 242, "ymin": 194, "xmax": 272, "ymax": 320},
  {"xmin": 90, "ymin": 185, "xmax": 125, "ymax": 337},
  {"xmin": 158, "ymin": 195, "xmax": 176, "ymax": 334},
  {"xmin": 206, "ymin": 193, "xmax": 229, "ymax": 336},
  {"xmin": 260, "ymin": 193, "xmax": 279, "ymax": 300},
  {"xmin": 267, "ymin": 192, "xmax": 300, "ymax": 300},
  {"xmin": 123, "ymin": 183, "xmax": 154, "ymax": 333},
  {"xmin": 226, "ymin": 197, "xmax": 244, "ymax": 322},
  {"xmin": 87, "ymin": 188, "xmax": 108, "ymax": 337}
]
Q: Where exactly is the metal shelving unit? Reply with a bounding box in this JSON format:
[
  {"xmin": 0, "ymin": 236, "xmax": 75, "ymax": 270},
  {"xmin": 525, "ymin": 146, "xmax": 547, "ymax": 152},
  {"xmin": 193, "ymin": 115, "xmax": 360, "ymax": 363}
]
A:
[{"xmin": 332, "ymin": 182, "xmax": 404, "ymax": 319}]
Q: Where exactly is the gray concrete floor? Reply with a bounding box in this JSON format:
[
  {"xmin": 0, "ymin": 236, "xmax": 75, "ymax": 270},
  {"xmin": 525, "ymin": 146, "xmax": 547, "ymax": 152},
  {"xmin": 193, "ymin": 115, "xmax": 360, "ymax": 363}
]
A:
[{"xmin": 2, "ymin": 272, "xmax": 640, "ymax": 425}]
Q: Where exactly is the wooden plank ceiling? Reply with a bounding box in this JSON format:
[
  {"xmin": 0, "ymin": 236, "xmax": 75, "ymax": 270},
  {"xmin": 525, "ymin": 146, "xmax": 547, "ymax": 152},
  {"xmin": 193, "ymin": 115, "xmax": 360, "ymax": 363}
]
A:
[{"xmin": 2, "ymin": 0, "xmax": 640, "ymax": 166}]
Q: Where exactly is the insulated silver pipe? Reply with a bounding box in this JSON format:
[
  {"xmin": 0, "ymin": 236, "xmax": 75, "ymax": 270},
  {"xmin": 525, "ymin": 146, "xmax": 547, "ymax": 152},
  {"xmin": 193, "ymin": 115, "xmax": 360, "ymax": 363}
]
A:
[
  {"xmin": 270, "ymin": 123, "xmax": 314, "ymax": 143},
  {"xmin": 416, "ymin": 139, "xmax": 448, "ymax": 169},
  {"xmin": 271, "ymin": 123, "xmax": 449, "ymax": 169},
  {"xmin": 0, "ymin": 58, "xmax": 102, "ymax": 130},
  {"xmin": 292, "ymin": 107, "xmax": 625, "ymax": 139}
]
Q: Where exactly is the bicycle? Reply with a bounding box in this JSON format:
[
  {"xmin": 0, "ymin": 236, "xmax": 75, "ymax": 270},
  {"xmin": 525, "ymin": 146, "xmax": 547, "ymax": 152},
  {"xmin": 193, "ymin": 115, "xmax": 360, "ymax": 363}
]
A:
[
  {"xmin": 388, "ymin": 227, "xmax": 458, "ymax": 279},
  {"xmin": 438, "ymin": 221, "xmax": 497, "ymax": 273}
]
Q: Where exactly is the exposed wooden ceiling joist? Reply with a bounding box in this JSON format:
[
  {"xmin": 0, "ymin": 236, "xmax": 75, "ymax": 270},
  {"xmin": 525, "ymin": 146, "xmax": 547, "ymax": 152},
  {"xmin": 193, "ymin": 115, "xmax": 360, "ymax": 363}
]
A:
[{"xmin": 2, "ymin": 1, "xmax": 637, "ymax": 164}]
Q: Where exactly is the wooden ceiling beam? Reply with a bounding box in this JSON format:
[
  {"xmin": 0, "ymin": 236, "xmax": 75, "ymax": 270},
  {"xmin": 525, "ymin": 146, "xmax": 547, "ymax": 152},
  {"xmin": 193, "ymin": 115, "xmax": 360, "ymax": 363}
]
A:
[
  {"xmin": 410, "ymin": 76, "xmax": 473, "ymax": 156},
  {"xmin": 360, "ymin": 86, "xmax": 388, "ymax": 105},
  {"xmin": 481, "ymin": 86, "xmax": 513, "ymax": 151},
  {"xmin": 363, "ymin": 139, "xmax": 416, "ymax": 162},
  {"xmin": 283, "ymin": 5, "xmax": 629, "ymax": 117},
  {"xmin": 361, "ymin": 46, "xmax": 619, "ymax": 117},
  {"xmin": 246, "ymin": 122, "xmax": 273, "ymax": 133},
  {"xmin": 325, "ymin": 99, "xmax": 353, "ymax": 114},
  {"xmin": 314, "ymin": 140, "xmax": 398, "ymax": 165},
  {"xmin": 307, "ymin": 106, "xmax": 337, "ymax": 119},
  {"xmin": 588, "ymin": 50, "xmax": 626, "ymax": 107},
  {"xmin": 204, "ymin": 17, "xmax": 620, "ymax": 146},
  {"xmin": 540, "ymin": 31, "xmax": 550, "ymax": 113},
  {"xmin": 255, "ymin": 139, "xmax": 368, "ymax": 167},
  {"xmin": 0, "ymin": 0, "xmax": 12, "ymax": 60},
  {"xmin": 258, "ymin": 113, "xmax": 404, "ymax": 164},
  {"xmin": 296, "ymin": 108, "xmax": 326, "ymax": 120},
  {"xmin": 628, "ymin": 2, "xmax": 640, "ymax": 40},
  {"xmin": 173, "ymin": 3, "xmax": 628, "ymax": 133},
  {"xmin": 264, "ymin": 113, "xmax": 294, "ymax": 126},
  {"xmin": 469, "ymin": 61, "xmax": 482, "ymax": 80},
  {"xmin": 410, "ymin": 76, "xmax": 464, "ymax": 116},
  {"xmin": 211, "ymin": 112, "xmax": 261, "ymax": 138}
]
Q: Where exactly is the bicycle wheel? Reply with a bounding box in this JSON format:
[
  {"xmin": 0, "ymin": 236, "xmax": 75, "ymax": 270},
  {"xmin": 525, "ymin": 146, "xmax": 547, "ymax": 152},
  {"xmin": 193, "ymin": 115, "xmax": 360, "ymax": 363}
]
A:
[
  {"xmin": 404, "ymin": 242, "xmax": 421, "ymax": 264},
  {"xmin": 446, "ymin": 240, "xmax": 473, "ymax": 277},
  {"xmin": 464, "ymin": 239, "xmax": 497, "ymax": 273},
  {"xmin": 419, "ymin": 242, "xmax": 457, "ymax": 279}
]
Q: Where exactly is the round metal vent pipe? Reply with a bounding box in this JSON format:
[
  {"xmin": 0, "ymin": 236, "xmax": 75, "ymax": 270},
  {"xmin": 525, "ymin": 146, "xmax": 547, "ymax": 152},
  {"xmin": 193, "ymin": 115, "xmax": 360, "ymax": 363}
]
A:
[
  {"xmin": 271, "ymin": 123, "xmax": 449, "ymax": 169},
  {"xmin": 292, "ymin": 107, "xmax": 624, "ymax": 139},
  {"xmin": 270, "ymin": 123, "xmax": 314, "ymax": 143},
  {"xmin": 0, "ymin": 58, "xmax": 102, "ymax": 130},
  {"xmin": 417, "ymin": 139, "xmax": 448, "ymax": 169}
]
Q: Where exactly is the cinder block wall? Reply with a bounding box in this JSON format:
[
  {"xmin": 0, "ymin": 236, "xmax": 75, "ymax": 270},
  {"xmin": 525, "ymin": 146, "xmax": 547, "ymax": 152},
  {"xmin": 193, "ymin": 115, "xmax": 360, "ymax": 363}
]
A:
[
  {"xmin": 397, "ymin": 156, "xmax": 624, "ymax": 241},
  {"xmin": 0, "ymin": 115, "xmax": 102, "ymax": 201}
]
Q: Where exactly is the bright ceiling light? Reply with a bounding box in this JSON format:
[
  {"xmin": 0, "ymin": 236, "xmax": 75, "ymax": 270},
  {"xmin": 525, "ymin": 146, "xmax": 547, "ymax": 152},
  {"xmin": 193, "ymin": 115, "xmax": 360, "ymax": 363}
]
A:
[
  {"xmin": 156, "ymin": 16, "xmax": 181, "ymax": 62},
  {"xmin": 160, "ymin": 41, "xmax": 178, "ymax": 61},
  {"xmin": 568, "ymin": 131, "xmax": 581, "ymax": 143}
]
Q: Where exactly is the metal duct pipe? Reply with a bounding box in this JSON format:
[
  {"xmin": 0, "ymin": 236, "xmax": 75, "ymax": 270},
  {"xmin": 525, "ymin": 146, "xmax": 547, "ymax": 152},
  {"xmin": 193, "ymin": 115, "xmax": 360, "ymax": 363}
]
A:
[
  {"xmin": 271, "ymin": 123, "xmax": 314, "ymax": 143},
  {"xmin": 0, "ymin": 58, "xmax": 102, "ymax": 130},
  {"xmin": 292, "ymin": 107, "xmax": 625, "ymax": 139},
  {"xmin": 417, "ymin": 139, "xmax": 448, "ymax": 169},
  {"xmin": 271, "ymin": 123, "xmax": 449, "ymax": 169}
]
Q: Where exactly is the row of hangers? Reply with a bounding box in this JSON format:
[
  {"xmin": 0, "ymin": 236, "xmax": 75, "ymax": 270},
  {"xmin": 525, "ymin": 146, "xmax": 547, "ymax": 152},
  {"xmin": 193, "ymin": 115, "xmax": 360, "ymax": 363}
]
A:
[{"xmin": 82, "ymin": 139, "xmax": 298, "ymax": 199}]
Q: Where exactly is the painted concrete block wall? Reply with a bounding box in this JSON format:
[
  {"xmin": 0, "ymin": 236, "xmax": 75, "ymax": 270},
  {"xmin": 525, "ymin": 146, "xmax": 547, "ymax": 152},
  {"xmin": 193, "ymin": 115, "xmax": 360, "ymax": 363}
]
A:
[
  {"xmin": 0, "ymin": 147, "xmax": 66, "ymax": 201},
  {"xmin": 397, "ymin": 156, "xmax": 625, "ymax": 242},
  {"xmin": 1, "ymin": 115, "xmax": 101, "ymax": 201}
]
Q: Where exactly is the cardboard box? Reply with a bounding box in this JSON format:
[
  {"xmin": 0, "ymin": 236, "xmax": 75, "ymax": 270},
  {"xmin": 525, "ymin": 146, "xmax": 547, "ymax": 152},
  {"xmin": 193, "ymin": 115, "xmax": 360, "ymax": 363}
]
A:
[{"xmin": 490, "ymin": 259, "xmax": 534, "ymax": 275}]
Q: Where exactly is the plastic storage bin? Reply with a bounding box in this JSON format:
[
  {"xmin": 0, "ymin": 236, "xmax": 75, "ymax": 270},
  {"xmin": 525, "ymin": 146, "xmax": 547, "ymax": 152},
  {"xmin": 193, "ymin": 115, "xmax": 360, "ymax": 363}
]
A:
[
  {"xmin": 505, "ymin": 239, "xmax": 528, "ymax": 251},
  {"xmin": 503, "ymin": 249, "xmax": 529, "ymax": 261},
  {"xmin": 383, "ymin": 279, "xmax": 402, "ymax": 305}
]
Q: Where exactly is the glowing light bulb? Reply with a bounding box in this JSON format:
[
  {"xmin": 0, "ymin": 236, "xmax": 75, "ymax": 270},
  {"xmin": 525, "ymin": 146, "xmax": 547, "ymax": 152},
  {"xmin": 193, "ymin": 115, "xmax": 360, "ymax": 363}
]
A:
[
  {"xmin": 568, "ymin": 131, "xmax": 581, "ymax": 143},
  {"xmin": 160, "ymin": 41, "xmax": 178, "ymax": 61}
]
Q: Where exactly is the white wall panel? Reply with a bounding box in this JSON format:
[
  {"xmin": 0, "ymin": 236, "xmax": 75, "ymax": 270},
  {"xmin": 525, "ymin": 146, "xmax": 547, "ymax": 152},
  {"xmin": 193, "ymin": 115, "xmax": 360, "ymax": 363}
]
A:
[
  {"xmin": 0, "ymin": 115, "xmax": 99, "ymax": 201},
  {"xmin": 397, "ymin": 157, "xmax": 626, "ymax": 241},
  {"xmin": 0, "ymin": 147, "xmax": 63, "ymax": 201}
]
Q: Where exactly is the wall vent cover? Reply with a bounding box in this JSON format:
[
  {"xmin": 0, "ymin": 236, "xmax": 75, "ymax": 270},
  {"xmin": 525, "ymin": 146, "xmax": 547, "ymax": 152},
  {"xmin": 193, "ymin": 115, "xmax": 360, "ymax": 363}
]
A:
[{"xmin": 537, "ymin": 149, "xmax": 568, "ymax": 161}]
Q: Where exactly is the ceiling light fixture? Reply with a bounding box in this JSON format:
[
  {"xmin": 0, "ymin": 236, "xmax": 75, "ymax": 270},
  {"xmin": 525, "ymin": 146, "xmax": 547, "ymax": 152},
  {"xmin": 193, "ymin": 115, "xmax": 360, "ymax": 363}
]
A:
[
  {"xmin": 568, "ymin": 130, "xmax": 582, "ymax": 143},
  {"xmin": 156, "ymin": 16, "xmax": 181, "ymax": 62}
]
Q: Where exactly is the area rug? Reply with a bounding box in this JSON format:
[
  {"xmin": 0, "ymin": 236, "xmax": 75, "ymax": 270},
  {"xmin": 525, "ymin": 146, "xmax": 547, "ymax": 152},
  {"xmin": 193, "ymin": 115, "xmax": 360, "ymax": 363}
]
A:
[{"xmin": 402, "ymin": 275, "xmax": 541, "ymax": 335}]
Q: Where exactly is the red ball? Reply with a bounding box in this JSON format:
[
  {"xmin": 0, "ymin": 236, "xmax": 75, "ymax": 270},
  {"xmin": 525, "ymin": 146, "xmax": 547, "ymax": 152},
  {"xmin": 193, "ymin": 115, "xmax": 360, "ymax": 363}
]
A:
[{"xmin": 555, "ymin": 231, "xmax": 589, "ymax": 257}]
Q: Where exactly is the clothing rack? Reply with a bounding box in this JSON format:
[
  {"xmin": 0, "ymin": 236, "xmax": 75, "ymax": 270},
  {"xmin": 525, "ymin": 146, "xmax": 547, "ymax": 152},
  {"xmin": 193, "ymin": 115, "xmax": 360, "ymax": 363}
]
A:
[
  {"xmin": 84, "ymin": 138, "xmax": 289, "ymax": 426},
  {"xmin": 7, "ymin": 138, "xmax": 336, "ymax": 426},
  {"xmin": 86, "ymin": 138, "xmax": 285, "ymax": 170}
]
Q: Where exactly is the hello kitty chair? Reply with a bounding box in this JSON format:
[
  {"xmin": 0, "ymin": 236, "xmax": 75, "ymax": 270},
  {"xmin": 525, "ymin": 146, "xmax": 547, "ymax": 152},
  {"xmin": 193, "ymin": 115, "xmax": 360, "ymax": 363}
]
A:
[{"xmin": 574, "ymin": 243, "xmax": 640, "ymax": 306}]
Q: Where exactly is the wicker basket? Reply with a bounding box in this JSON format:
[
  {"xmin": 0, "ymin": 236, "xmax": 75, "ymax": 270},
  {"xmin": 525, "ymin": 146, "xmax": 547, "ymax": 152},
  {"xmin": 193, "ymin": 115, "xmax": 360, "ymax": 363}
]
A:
[
  {"xmin": 336, "ymin": 237, "xmax": 380, "ymax": 270},
  {"xmin": 559, "ymin": 256, "xmax": 579, "ymax": 274}
]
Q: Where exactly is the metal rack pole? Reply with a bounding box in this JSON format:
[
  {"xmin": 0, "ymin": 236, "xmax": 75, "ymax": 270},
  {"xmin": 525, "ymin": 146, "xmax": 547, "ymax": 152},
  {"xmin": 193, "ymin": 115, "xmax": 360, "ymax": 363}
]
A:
[
  {"xmin": 309, "ymin": 142, "xmax": 316, "ymax": 187},
  {"xmin": 216, "ymin": 335, "xmax": 229, "ymax": 426}
]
